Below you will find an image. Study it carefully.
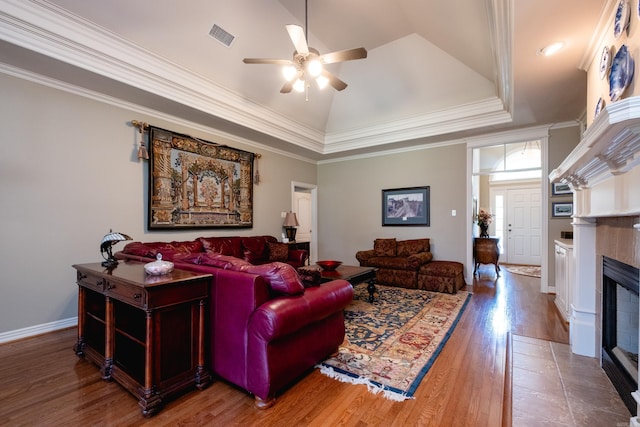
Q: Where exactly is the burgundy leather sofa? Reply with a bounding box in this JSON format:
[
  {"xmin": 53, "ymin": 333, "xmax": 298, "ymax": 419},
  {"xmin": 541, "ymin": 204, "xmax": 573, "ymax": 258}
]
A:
[{"xmin": 115, "ymin": 236, "xmax": 353, "ymax": 408}]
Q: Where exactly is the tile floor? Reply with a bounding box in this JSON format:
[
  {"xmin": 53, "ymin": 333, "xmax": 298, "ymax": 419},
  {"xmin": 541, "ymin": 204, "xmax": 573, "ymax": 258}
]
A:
[{"xmin": 512, "ymin": 334, "xmax": 632, "ymax": 426}]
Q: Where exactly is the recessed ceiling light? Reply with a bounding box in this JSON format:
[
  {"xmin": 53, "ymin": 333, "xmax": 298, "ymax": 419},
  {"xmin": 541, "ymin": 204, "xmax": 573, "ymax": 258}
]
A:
[{"xmin": 538, "ymin": 42, "xmax": 565, "ymax": 57}]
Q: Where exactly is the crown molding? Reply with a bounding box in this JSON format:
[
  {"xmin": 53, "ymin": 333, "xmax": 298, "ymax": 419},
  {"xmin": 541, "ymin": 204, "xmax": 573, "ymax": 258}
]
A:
[{"xmin": 323, "ymin": 98, "xmax": 512, "ymax": 153}]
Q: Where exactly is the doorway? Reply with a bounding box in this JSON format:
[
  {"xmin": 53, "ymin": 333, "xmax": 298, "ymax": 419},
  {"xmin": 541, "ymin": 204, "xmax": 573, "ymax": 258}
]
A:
[
  {"xmin": 292, "ymin": 182, "xmax": 317, "ymax": 263},
  {"xmin": 466, "ymin": 128, "xmax": 550, "ymax": 292}
]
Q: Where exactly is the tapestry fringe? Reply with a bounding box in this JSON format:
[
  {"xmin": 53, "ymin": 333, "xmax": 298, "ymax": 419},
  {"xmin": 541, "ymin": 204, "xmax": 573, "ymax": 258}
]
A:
[{"xmin": 316, "ymin": 364, "xmax": 414, "ymax": 402}]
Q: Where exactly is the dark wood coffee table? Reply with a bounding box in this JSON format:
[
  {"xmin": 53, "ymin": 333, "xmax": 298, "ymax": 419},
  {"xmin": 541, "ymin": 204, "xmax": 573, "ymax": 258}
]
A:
[{"xmin": 318, "ymin": 265, "xmax": 378, "ymax": 302}]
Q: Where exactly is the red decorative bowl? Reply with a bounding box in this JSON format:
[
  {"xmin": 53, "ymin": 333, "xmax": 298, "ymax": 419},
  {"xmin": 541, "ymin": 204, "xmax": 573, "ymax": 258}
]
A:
[{"xmin": 316, "ymin": 260, "xmax": 342, "ymax": 271}]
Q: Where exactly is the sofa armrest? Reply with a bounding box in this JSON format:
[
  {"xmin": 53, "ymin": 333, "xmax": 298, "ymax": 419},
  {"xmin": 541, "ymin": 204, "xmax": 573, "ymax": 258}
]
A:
[
  {"xmin": 355, "ymin": 249, "xmax": 376, "ymax": 266},
  {"xmin": 407, "ymin": 251, "xmax": 433, "ymax": 269},
  {"xmin": 288, "ymin": 249, "xmax": 308, "ymax": 266},
  {"xmin": 249, "ymin": 280, "xmax": 353, "ymax": 342}
]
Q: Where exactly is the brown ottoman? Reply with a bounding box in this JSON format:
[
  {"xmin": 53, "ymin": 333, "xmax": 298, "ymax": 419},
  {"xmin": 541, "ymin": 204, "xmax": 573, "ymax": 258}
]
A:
[{"xmin": 418, "ymin": 261, "xmax": 466, "ymax": 294}]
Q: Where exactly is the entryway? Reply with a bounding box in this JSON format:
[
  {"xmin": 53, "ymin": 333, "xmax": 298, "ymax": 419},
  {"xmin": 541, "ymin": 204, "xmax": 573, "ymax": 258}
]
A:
[{"xmin": 291, "ymin": 182, "xmax": 317, "ymax": 263}]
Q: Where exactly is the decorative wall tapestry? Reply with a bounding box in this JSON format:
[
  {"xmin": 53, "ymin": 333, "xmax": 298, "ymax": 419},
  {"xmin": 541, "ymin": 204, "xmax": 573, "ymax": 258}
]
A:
[{"xmin": 148, "ymin": 126, "xmax": 254, "ymax": 229}]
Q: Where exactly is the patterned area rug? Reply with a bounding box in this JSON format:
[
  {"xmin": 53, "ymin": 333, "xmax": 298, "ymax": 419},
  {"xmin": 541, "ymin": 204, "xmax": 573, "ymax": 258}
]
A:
[
  {"xmin": 503, "ymin": 265, "xmax": 541, "ymax": 278},
  {"xmin": 317, "ymin": 285, "xmax": 471, "ymax": 401}
]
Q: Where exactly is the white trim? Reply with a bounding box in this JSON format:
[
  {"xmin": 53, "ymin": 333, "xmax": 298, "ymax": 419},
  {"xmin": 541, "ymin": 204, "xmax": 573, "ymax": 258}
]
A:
[{"xmin": 0, "ymin": 317, "xmax": 77, "ymax": 344}]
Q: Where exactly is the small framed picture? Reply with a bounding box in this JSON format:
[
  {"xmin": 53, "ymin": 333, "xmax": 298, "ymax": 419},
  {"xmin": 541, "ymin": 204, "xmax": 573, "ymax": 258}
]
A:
[
  {"xmin": 552, "ymin": 202, "xmax": 573, "ymax": 218},
  {"xmin": 552, "ymin": 182, "xmax": 572, "ymax": 196}
]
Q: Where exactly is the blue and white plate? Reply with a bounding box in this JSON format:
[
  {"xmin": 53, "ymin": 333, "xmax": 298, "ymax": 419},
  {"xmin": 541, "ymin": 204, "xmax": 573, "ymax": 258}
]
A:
[
  {"xmin": 599, "ymin": 46, "xmax": 612, "ymax": 80},
  {"xmin": 614, "ymin": 0, "xmax": 630, "ymax": 39},
  {"xmin": 609, "ymin": 44, "xmax": 635, "ymax": 102},
  {"xmin": 595, "ymin": 97, "xmax": 605, "ymax": 118}
]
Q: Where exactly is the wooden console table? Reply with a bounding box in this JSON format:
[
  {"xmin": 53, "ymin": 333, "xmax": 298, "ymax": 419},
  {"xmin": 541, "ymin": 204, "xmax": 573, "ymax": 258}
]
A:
[
  {"xmin": 72, "ymin": 262, "xmax": 212, "ymax": 416},
  {"xmin": 473, "ymin": 237, "xmax": 501, "ymax": 276}
]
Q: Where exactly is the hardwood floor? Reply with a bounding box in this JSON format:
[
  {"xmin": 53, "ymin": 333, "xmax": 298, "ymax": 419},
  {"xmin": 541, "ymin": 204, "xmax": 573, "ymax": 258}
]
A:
[{"xmin": 0, "ymin": 266, "xmax": 568, "ymax": 426}]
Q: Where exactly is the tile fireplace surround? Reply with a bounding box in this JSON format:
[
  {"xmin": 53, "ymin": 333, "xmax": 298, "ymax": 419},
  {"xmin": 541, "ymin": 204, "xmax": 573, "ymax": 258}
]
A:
[{"xmin": 550, "ymin": 97, "xmax": 640, "ymax": 422}]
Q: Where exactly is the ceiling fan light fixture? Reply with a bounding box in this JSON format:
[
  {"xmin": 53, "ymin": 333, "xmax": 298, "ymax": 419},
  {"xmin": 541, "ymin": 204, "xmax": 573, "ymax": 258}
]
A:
[
  {"xmin": 316, "ymin": 75, "xmax": 329, "ymax": 89},
  {"xmin": 293, "ymin": 79, "xmax": 305, "ymax": 92},
  {"xmin": 283, "ymin": 65, "xmax": 297, "ymax": 81},
  {"xmin": 307, "ymin": 58, "xmax": 323, "ymax": 77}
]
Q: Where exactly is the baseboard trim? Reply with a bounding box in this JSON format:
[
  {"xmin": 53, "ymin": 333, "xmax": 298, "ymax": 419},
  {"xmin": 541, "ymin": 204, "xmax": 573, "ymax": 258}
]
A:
[{"xmin": 0, "ymin": 317, "xmax": 78, "ymax": 344}]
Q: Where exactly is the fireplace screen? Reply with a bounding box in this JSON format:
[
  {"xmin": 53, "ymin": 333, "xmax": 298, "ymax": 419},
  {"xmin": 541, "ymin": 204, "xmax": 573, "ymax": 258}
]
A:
[{"xmin": 602, "ymin": 256, "xmax": 640, "ymax": 415}]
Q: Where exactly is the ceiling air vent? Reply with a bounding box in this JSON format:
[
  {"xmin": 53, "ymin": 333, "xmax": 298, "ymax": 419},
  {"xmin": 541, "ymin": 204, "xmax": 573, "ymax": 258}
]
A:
[{"xmin": 209, "ymin": 24, "xmax": 235, "ymax": 47}]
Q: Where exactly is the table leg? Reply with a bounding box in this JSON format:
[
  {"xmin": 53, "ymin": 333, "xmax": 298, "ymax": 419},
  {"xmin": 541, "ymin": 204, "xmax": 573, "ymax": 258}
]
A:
[{"xmin": 366, "ymin": 279, "xmax": 376, "ymax": 303}]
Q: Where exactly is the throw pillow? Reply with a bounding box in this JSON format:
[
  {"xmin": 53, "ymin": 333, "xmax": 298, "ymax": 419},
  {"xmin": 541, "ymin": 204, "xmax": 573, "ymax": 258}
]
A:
[
  {"xmin": 397, "ymin": 238, "xmax": 430, "ymax": 257},
  {"xmin": 374, "ymin": 238, "xmax": 397, "ymax": 256},
  {"xmin": 242, "ymin": 262, "xmax": 305, "ymax": 296},
  {"xmin": 268, "ymin": 242, "xmax": 289, "ymax": 262}
]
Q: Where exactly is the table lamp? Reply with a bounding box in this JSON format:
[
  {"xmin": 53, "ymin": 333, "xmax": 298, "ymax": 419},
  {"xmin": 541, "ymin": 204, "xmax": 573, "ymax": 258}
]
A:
[
  {"xmin": 100, "ymin": 230, "xmax": 133, "ymax": 268},
  {"xmin": 283, "ymin": 211, "xmax": 299, "ymax": 242}
]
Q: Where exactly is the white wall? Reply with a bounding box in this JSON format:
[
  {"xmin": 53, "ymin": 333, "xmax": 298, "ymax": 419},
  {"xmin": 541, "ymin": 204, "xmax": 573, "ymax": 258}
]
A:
[
  {"xmin": 317, "ymin": 144, "xmax": 468, "ymax": 273},
  {"xmin": 0, "ymin": 72, "xmax": 316, "ymax": 335}
]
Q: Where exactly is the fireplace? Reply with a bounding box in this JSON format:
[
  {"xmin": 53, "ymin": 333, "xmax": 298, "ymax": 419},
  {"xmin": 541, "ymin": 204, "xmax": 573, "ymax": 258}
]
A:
[{"xmin": 602, "ymin": 255, "xmax": 640, "ymax": 415}]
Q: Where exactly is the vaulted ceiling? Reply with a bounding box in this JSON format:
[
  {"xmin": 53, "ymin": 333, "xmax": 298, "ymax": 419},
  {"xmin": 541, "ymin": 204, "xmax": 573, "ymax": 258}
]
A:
[{"xmin": 0, "ymin": 0, "xmax": 607, "ymax": 160}]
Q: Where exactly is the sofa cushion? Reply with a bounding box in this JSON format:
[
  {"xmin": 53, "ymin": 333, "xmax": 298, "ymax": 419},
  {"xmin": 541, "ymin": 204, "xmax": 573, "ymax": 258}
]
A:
[
  {"xmin": 199, "ymin": 253, "xmax": 251, "ymax": 270},
  {"xmin": 268, "ymin": 242, "xmax": 289, "ymax": 262},
  {"xmin": 374, "ymin": 238, "xmax": 397, "ymax": 256},
  {"xmin": 121, "ymin": 242, "xmax": 158, "ymax": 258},
  {"xmin": 240, "ymin": 262, "xmax": 305, "ymax": 296},
  {"xmin": 198, "ymin": 237, "xmax": 243, "ymax": 258},
  {"xmin": 242, "ymin": 236, "xmax": 269, "ymax": 264},
  {"xmin": 366, "ymin": 256, "xmax": 416, "ymax": 270},
  {"xmin": 170, "ymin": 240, "xmax": 204, "ymax": 254},
  {"xmin": 396, "ymin": 238, "xmax": 430, "ymax": 257}
]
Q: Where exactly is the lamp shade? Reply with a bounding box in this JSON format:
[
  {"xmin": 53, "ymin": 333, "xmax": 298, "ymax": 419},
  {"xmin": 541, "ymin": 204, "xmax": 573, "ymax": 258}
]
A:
[{"xmin": 283, "ymin": 212, "xmax": 299, "ymax": 227}]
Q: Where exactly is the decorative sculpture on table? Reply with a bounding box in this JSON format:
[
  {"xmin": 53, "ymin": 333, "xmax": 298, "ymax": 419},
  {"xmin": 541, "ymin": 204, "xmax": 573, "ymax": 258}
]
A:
[
  {"xmin": 476, "ymin": 208, "xmax": 494, "ymax": 238},
  {"xmin": 100, "ymin": 230, "xmax": 132, "ymax": 268}
]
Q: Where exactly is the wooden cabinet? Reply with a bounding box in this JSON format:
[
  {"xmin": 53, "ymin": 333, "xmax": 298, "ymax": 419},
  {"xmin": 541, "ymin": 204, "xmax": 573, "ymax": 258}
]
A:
[
  {"xmin": 73, "ymin": 262, "xmax": 212, "ymax": 416},
  {"xmin": 473, "ymin": 237, "xmax": 501, "ymax": 275},
  {"xmin": 554, "ymin": 239, "xmax": 573, "ymax": 323}
]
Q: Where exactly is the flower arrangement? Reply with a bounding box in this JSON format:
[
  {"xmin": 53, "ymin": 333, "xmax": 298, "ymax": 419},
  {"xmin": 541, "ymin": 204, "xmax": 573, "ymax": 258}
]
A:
[
  {"xmin": 476, "ymin": 208, "xmax": 493, "ymax": 238},
  {"xmin": 476, "ymin": 208, "xmax": 493, "ymax": 227}
]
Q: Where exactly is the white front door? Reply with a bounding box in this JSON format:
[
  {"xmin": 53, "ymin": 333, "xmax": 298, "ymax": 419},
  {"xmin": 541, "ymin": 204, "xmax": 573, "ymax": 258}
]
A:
[{"xmin": 506, "ymin": 187, "xmax": 541, "ymax": 265}]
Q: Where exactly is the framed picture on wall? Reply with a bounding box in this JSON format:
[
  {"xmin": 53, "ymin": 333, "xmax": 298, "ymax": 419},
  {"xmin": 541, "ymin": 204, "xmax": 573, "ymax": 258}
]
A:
[
  {"xmin": 552, "ymin": 202, "xmax": 573, "ymax": 217},
  {"xmin": 382, "ymin": 186, "xmax": 430, "ymax": 226},
  {"xmin": 552, "ymin": 182, "xmax": 572, "ymax": 196}
]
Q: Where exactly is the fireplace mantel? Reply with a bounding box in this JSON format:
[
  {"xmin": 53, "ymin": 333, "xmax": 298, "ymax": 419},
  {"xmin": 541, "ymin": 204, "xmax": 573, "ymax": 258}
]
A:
[{"xmin": 549, "ymin": 97, "xmax": 640, "ymax": 218}]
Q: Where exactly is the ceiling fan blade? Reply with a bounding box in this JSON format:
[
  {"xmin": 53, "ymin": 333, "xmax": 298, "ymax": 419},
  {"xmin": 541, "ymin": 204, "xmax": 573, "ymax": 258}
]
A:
[
  {"xmin": 322, "ymin": 70, "xmax": 348, "ymax": 91},
  {"xmin": 243, "ymin": 58, "xmax": 293, "ymax": 65},
  {"xmin": 320, "ymin": 47, "xmax": 367, "ymax": 64},
  {"xmin": 286, "ymin": 24, "xmax": 309, "ymax": 55}
]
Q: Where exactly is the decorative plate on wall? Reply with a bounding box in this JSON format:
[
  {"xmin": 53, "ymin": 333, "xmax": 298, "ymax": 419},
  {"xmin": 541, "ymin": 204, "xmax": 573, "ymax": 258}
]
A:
[
  {"xmin": 614, "ymin": 0, "xmax": 630, "ymax": 39},
  {"xmin": 595, "ymin": 97, "xmax": 605, "ymax": 118},
  {"xmin": 599, "ymin": 46, "xmax": 612, "ymax": 80},
  {"xmin": 609, "ymin": 45, "xmax": 635, "ymax": 102}
]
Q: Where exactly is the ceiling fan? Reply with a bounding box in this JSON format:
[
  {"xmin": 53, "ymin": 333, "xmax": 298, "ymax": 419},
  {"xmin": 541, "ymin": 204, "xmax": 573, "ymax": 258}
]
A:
[{"xmin": 243, "ymin": 0, "xmax": 367, "ymax": 94}]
